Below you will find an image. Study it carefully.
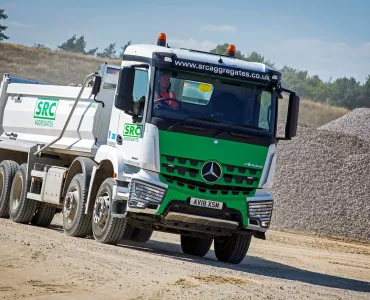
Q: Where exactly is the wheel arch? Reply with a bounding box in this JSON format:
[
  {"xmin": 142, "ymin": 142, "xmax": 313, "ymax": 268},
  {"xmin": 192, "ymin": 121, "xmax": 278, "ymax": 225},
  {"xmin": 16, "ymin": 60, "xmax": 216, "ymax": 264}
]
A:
[{"xmin": 62, "ymin": 157, "xmax": 98, "ymax": 204}]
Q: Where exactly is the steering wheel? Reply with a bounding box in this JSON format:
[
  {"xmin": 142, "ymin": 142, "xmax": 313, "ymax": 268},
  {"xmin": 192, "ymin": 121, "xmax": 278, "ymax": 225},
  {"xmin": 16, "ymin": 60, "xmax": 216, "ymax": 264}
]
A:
[{"xmin": 154, "ymin": 98, "xmax": 181, "ymax": 110}]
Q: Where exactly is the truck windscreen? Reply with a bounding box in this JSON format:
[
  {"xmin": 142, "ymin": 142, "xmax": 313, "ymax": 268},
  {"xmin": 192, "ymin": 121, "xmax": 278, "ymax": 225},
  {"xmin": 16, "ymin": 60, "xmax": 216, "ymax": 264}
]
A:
[{"xmin": 151, "ymin": 69, "xmax": 275, "ymax": 135}]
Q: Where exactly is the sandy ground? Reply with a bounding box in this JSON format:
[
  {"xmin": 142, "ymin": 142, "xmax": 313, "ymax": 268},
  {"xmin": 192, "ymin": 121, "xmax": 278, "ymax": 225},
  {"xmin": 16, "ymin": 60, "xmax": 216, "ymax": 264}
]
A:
[{"xmin": 0, "ymin": 214, "xmax": 369, "ymax": 300}]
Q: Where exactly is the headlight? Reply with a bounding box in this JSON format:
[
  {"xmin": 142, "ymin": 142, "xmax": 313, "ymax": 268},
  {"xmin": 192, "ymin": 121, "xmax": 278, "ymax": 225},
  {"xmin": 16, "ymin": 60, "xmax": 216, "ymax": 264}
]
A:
[
  {"xmin": 128, "ymin": 180, "xmax": 166, "ymax": 209},
  {"xmin": 248, "ymin": 200, "xmax": 273, "ymax": 228}
]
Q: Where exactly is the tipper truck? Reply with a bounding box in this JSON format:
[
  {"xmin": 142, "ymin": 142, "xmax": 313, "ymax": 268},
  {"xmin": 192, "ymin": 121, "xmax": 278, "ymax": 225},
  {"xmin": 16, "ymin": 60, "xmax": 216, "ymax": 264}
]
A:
[{"xmin": 0, "ymin": 33, "xmax": 299, "ymax": 264}]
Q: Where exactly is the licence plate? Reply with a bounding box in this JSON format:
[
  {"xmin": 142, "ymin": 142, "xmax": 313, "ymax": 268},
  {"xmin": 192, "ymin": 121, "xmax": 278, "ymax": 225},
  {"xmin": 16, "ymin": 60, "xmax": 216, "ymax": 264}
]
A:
[{"xmin": 190, "ymin": 198, "xmax": 223, "ymax": 210}]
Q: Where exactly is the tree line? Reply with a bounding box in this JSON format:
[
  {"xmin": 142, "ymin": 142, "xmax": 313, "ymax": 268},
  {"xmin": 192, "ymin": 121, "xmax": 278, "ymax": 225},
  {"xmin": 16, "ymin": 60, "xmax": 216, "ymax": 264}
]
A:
[
  {"xmin": 1, "ymin": 8, "xmax": 369, "ymax": 109},
  {"xmin": 210, "ymin": 44, "xmax": 370, "ymax": 109}
]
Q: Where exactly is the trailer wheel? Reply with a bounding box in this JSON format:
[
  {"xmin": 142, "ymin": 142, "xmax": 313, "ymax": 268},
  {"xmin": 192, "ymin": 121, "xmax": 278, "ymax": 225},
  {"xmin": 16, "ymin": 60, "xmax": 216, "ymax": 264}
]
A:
[
  {"xmin": 214, "ymin": 234, "xmax": 252, "ymax": 264},
  {"xmin": 62, "ymin": 173, "xmax": 92, "ymax": 237},
  {"xmin": 0, "ymin": 160, "xmax": 19, "ymax": 218},
  {"xmin": 180, "ymin": 235, "xmax": 213, "ymax": 257},
  {"xmin": 92, "ymin": 178, "xmax": 127, "ymax": 244},
  {"xmin": 130, "ymin": 228, "xmax": 153, "ymax": 243},
  {"xmin": 9, "ymin": 164, "xmax": 39, "ymax": 224}
]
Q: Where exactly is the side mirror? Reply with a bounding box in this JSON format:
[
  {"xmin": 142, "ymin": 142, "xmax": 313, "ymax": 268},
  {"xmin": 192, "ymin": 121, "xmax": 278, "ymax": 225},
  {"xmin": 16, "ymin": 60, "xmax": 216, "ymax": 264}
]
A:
[
  {"xmin": 285, "ymin": 93, "xmax": 300, "ymax": 138},
  {"xmin": 92, "ymin": 75, "xmax": 102, "ymax": 96},
  {"xmin": 115, "ymin": 67, "xmax": 135, "ymax": 115}
]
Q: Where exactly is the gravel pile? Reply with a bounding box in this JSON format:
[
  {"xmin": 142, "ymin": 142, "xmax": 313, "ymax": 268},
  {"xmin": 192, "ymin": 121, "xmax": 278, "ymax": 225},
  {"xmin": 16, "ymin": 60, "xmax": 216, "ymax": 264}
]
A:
[
  {"xmin": 270, "ymin": 113, "xmax": 370, "ymax": 241},
  {"xmin": 318, "ymin": 108, "xmax": 370, "ymax": 141}
]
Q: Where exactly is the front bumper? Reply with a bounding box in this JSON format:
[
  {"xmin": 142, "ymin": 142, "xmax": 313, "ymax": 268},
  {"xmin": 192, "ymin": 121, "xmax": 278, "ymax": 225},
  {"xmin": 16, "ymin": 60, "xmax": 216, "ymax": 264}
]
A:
[{"xmin": 113, "ymin": 171, "xmax": 273, "ymax": 233}]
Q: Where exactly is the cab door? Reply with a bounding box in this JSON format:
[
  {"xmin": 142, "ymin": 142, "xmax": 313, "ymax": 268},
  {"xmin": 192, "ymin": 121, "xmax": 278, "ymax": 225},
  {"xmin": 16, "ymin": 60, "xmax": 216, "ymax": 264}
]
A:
[{"xmin": 115, "ymin": 67, "xmax": 149, "ymax": 166}]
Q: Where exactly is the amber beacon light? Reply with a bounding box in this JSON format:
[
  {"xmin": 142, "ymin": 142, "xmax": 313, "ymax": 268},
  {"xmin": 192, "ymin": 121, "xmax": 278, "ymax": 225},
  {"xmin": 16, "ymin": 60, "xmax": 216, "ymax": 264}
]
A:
[
  {"xmin": 157, "ymin": 33, "xmax": 167, "ymax": 46},
  {"xmin": 226, "ymin": 44, "xmax": 236, "ymax": 57}
]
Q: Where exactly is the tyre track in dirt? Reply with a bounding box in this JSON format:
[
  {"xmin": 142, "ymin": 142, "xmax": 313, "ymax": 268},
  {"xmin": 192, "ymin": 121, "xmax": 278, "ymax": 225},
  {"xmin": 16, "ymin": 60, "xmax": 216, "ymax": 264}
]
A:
[{"xmin": 0, "ymin": 215, "xmax": 369, "ymax": 299}]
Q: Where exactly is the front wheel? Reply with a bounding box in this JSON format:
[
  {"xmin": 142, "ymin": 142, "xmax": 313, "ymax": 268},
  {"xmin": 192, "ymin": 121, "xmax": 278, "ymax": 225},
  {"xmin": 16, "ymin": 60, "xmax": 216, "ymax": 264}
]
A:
[
  {"xmin": 62, "ymin": 174, "xmax": 92, "ymax": 237},
  {"xmin": 214, "ymin": 234, "xmax": 252, "ymax": 264},
  {"xmin": 180, "ymin": 235, "xmax": 213, "ymax": 257},
  {"xmin": 92, "ymin": 178, "xmax": 127, "ymax": 245}
]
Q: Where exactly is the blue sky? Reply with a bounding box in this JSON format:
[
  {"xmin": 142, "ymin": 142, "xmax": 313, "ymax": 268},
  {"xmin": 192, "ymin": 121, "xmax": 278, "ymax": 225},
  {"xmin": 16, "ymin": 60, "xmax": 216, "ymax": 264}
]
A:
[{"xmin": 1, "ymin": 0, "xmax": 370, "ymax": 83}]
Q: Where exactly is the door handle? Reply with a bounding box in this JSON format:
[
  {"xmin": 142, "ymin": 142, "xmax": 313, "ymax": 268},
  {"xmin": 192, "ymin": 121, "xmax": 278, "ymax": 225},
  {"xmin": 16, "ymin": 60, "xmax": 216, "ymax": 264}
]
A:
[{"xmin": 116, "ymin": 134, "xmax": 122, "ymax": 145}]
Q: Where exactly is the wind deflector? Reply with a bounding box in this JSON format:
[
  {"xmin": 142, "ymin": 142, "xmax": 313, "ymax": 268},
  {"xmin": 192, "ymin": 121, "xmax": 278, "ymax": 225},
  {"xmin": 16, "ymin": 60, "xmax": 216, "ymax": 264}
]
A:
[{"xmin": 152, "ymin": 51, "xmax": 280, "ymax": 86}]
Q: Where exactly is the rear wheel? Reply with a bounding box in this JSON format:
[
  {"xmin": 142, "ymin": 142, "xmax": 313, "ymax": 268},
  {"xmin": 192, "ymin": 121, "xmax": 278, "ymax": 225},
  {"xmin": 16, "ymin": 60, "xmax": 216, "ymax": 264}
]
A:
[
  {"xmin": 62, "ymin": 174, "xmax": 92, "ymax": 237},
  {"xmin": 214, "ymin": 234, "xmax": 252, "ymax": 264},
  {"xmin": 180, "ymin": 235, "xmax": 213, "ymax": 257},
  {"xmin": 30, "ymin": 181, "xmax": 56, "ymax": 227},
  {"xmin": 92, "ymin": 178, "xmax": 127, "ymax": 244},
  {"xmin": 32, "ymin": 203, "xmax": 56, "ymax": 227},
  {"xmin": 9, "ymin": 164, "xmax": 39, "ymax": 224},
  {"xmin": 130, "ymin": 228, "xmax": 153, "ymax": 243},
  {"xmin": 0, "ymin": 160, "xmax": 19, "ymax": 218}
]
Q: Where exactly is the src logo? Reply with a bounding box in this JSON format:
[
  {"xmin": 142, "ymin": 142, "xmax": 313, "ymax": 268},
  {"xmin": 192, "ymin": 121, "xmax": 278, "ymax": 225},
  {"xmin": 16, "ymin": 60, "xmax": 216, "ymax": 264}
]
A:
[
  {"xmin": 201, "ymin": 161, "xmax": 222, "ymax": 183},
  {"xmin": 34, "ymin": 98, "xmax": 59, "ymax": 120}
]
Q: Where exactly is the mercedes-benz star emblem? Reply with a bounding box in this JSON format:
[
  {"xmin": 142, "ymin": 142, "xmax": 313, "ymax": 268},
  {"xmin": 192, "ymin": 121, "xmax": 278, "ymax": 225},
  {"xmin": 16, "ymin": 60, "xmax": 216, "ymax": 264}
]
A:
[{"xmin": 201, "ymin": 161, "xmax": 222, "ymax": 183}]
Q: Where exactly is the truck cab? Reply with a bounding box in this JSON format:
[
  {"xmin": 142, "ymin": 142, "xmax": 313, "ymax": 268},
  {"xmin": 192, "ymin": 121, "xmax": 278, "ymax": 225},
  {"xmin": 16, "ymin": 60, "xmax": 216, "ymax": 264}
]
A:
[{"xmin": 97, "ymin": 34, "xmax": 299, "ymax": 263}]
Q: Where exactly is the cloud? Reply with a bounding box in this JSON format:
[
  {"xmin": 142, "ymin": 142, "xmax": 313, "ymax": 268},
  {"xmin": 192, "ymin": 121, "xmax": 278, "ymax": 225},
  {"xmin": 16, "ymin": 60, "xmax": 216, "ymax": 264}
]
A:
[
  {"xmin": 198, "ymin": 25, "xmax": 237, "ymax": 33},
  {"xmin": 167, "ymin": 38, "xmax": 217, "ymax": 52},
  {"xmin": 7, "ymin": 21, "xmax": 32, "ymax": 29},
  {"xmin": 257, "ymin": 39, "xmax": 370, "ymax": 83}
]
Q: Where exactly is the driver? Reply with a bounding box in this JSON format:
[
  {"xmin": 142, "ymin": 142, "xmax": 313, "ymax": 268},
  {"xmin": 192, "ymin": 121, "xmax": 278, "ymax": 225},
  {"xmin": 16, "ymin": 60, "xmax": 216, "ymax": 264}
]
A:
[{"xmin": 155, "ymin": 73, "xmax": 179, "ymax": 108}]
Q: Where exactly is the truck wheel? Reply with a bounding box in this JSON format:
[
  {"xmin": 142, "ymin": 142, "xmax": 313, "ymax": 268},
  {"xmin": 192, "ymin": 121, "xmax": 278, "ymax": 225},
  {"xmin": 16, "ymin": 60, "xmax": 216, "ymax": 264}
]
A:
[
  {"xmin": 180, "ymin": 235, "xmax": 213, "ymax": 257},
  {"xmin": 214, "ymin": 234, "xmax": 252, "ymax": 264},
  {"xmin": 120, "ymin": 223, "xmax": 135, "ymax": 240},
  {"xmin": 62, "ymin": 173, "xmax": 92, "ymax": 237},
  {"xmin": 0, "ymin": 160, "xmax": 19, "ymax": 218},
  {"xmin": 130, "ymin": 228, "xmax": 153, "ymax": 243},
  {"xmin": 92, "ymin": 178, "xmax": 127, "ymax": 244},
  {"xmin": 31, "ymin": 203, "xmax": 56, "ymax": 227},
  {"xmin": 9, "ymin": 164, "xmax": 39, "ymax": 224}
]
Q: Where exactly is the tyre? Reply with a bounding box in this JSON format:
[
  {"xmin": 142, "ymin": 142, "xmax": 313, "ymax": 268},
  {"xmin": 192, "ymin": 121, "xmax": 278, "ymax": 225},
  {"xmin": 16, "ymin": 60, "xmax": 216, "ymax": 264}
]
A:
[
  {"xmin": 0, "ymin": 160, "xmax": 19, "ymax": 218},
  {"xmin": 120, "ymin": 223, "xmax": 135, "ymax": 240},
  {"xmin": 62, "ymin": 173, "xmax": 92, "ymax": 237},
  {"xmin": 214, "ymin": 234, "xmax": 252, "ymax": 264},
  {"xmin": 180, "ymin": 235, "xmax": 213, "ymax": 257},
  {"xmin": 92, "ymin": 178, "xmax": 127, "ymax": 244},
  {"xmin": 130, "ymin": 228, "xmax": 153, "ymax": 243},
  {"xmin": 31, "ymin": 203, "xmax": 56, "ymax": 227},
  {"xmin": 9, "ymin": 164, "xmax": 39, "ymax": 224}
]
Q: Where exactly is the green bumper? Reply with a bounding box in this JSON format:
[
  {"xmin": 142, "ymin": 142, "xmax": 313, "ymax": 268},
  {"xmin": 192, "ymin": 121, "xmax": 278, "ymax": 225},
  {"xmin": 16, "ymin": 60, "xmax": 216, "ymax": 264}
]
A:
[{"xmin": 155, "ymin": 175, "xmax": 254, "ymax": 227}]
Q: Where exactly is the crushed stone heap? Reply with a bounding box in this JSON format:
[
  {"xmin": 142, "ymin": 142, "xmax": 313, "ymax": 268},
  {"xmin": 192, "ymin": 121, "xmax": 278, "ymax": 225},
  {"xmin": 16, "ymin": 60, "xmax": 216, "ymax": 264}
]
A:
[
  {"xmin": 270, "ymin": 114, "xmax": 370, "ymax": 241},
  {"xmin": 318, "ymin": 108, "xmax": 370, "ymax": 142}
]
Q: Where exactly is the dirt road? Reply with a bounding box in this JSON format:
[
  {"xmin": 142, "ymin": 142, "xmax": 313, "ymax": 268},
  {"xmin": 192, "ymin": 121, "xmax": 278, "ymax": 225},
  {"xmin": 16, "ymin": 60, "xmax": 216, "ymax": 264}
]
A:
[{"xmin": 0, "ymin": 214, "xmax": 369, "ymax": 300}]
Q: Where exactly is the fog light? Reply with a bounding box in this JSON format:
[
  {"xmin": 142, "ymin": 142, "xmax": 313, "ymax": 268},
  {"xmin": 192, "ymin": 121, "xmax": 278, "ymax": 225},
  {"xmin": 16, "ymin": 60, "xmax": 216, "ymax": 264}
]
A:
[{"xmin": 128, "ymin": 180, "xmax": 166, "ymax": 209}]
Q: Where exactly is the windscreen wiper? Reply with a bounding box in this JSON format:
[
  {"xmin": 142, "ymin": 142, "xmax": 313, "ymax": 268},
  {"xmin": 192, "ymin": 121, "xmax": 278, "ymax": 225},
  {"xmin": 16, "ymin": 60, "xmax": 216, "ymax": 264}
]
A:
[
  {"xmin": 167, "ymin": 116, "xmax": 230, "ymax": 131},
  {"xmin": 213, "ymin": 123, "xmax": 264, "ymax": 138},
  {"xmin": 232, "ymin": 123, "xmax": 264, "ymax": 131}
]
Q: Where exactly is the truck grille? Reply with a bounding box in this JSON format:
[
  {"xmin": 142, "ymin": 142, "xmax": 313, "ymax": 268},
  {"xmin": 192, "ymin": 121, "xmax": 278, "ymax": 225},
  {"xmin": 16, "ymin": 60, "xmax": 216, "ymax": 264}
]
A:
[
  {"xmin": 161, "ymin": 155, "xmax": 262, "ymax": 188},
  {"xmin": 161, "ymin": 174, "xmax": 254, "ymax": 197}
]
